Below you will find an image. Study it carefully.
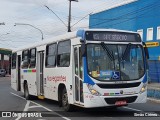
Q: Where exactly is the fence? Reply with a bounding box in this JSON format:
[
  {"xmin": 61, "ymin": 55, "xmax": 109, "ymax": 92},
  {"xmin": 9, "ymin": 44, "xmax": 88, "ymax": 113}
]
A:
[{"xmin": 148, "ymin": 60, "xmax": 160, "ymax": 83}]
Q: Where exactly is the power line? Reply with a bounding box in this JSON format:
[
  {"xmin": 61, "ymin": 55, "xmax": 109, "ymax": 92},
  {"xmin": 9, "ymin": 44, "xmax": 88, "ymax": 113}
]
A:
[
  {"xmin": 71, "ymin": 13, "xmax": 91, "ymax": 27},
  {"xmin": 1, "ymin": 0, "xmax": 129, "ymax": 48},
  {"xmin": 44, "ymin": 5, "xmax": 67, "ymax": 27}
]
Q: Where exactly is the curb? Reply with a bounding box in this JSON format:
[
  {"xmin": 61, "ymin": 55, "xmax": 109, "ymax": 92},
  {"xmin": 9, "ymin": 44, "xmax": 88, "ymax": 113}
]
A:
[
  {"xmin": 147, "ymin": 98, "xmax": 160, "ymax": 103},
  {"xmin": 148, "ymin": 87, "xmax": 160, "ymax": 91},
  {"xmin": 147, "ymin": 89, "xmax": 160, "ymax": 99}
]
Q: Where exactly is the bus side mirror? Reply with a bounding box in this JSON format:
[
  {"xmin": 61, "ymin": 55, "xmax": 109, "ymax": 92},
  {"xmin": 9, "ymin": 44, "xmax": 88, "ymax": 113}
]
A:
[
  {"xmin": 145, "ymin": 47, "xmax": 149, "ymax": 59},
  {"xmin": 81, "ymin": 43, "xmax": 86, "ymax": 57},
  {"xmin": 143, "ymin": 42, "xmax": 149, "ymax": 59}
]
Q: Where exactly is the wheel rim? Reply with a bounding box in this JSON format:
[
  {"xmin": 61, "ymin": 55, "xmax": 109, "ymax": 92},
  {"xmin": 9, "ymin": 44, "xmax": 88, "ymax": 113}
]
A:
[{"xmin": 62, "ymin": 93, "xmax": 68, "ymax": 107}]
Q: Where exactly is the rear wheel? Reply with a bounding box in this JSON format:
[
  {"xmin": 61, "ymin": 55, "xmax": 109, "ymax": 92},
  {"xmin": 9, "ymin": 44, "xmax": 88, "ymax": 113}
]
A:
[{"xmin": 62, "ymin": 88, "xmax": 73, "ymax": 112}]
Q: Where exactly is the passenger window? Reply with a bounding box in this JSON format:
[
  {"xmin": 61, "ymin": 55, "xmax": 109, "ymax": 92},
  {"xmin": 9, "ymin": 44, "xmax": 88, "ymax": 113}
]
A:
[
  {"xmin": 11, "ymin": 53, "xmax": 17, "ymax": 69},
  {"xmin": 46, "ymin": 43, "xmax": 57, "ymax": 67},
  {"xmin": 22, "ymin": 50, "xmax": 29, "ymax": 68},
  {"xmin": 57, "ymin": 40, "xmax": 71, "ymax": 67},
  {"xmin": 29, "ymin": 48, "xmax": 36, "ymax": 68}
]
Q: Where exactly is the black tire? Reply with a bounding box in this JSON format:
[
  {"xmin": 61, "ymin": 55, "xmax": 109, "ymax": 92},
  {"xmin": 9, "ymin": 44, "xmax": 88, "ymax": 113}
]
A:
[
  {"xmin": 24, "ymin": 83, "xmax": 32, "ymax": 100},
  {"xmin": 24, "ymin": 83, "xmax": 37, "ymax": 100},
  {"xmin": 24, "ymin": 83, "xmax": 30, "ymax": 100},
  {"xmin": 24, "ymin": 83, "xmax": 29, "ymax": 100},
  {"xmin": 62, "ymin": 88, "xmax": 73, "ymax": 112}
]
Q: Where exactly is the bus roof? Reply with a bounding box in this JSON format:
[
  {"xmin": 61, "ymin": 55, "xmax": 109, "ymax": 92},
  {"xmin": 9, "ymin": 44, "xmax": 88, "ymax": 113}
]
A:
[
  {"xmin": 12, "ymin": 29, "xmax": 138, "ymax": 53},
  {"xmin": 13, "ymin": 31, "xmax": 77, "ymax": 52}
]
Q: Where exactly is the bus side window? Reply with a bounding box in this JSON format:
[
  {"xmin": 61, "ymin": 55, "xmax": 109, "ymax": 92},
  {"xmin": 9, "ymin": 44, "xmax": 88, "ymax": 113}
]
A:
[
  {"xmin": 11, "ymin": 53, "xmax": 17, "ymax": 69},
  {"xmin": 45, "ymin": 43, "xmax": 57, "ymax": 67},
  {"xmin": 29, "ymin": 48, "xmax": 36, "ymax": 68},
  {"xmin": 57, "ymin": 40, "xmax": 71, "ymax": 67},
  {"xmin": 79, "ymin": 47, "xmax": 83, "ymax": 79},
  {"xmin": 22, "ymin": 50, "xmax": 29, "ymax": 68}
]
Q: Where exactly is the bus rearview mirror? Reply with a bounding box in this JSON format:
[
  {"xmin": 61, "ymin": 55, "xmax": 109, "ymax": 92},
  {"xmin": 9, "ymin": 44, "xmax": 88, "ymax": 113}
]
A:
[
  {"xmin": 142, "ymin": 42, "xmax": 149, "ymax": 59},
  {"xmin": 81, "ymin": 44, "xmax": 86, "ymax": 57}
]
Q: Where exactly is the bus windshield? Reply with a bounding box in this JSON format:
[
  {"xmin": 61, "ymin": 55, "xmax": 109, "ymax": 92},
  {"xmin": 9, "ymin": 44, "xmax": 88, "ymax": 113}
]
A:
[{"xmin": 87, "ymin": 43, "xmax": 145, "ymax": 81}]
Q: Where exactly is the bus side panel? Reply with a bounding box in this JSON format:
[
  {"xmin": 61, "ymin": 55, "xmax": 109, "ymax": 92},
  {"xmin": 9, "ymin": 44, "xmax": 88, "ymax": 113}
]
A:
[
  {"xmin": 43, "ymin": 68, "xmax": 51, "ymax": 99},
  {"xmin": 21, "ymin": 70, "xmax": 37, "ymax": 96},
  {"xmin": 43, "ymin": 67, "xmax": 73, "ymax": 102},
  {"xmin": 11, "ymin": 69, "xmax": 17, "ymax": 91}
]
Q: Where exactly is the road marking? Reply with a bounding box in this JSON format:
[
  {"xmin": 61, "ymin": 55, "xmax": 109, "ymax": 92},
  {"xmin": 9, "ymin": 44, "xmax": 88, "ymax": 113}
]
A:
[
  {"xmin": 15, "ymin": 101, "xmax": 30, "ymax": 120},
  {"xmin": 28, "ymin": 105, "xmax": 45, "ymax": 109},
  {"xmin": 10, "ymin": 92, "xmax": 71, "ymax": 120},
  {"xmin": 24, "ymin": 100, "xmax": 30, "ymax": 111},
  {"xmin": 30, "ymin": 100, "xmax": 52, "ymax": 112},
  {"xmin": 122, "ymin": 106, "xmax": 142, "ymax": 112},
  {"xmin": 37, "ymin": 119, "xmax": 46, "ymax": 120},
  {"xmin": 11, "ymin": 92, "xmax": 25, "ymax": 100},
  {"xmin": 15, "ymin": 115, "xmax": 21, "ymax": 120}
]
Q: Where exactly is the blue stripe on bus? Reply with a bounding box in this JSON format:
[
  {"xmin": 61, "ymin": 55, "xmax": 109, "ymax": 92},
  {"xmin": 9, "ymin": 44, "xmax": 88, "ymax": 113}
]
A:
[
  {"xmin": 142, "ymin": 74, "xmax": 147, "ymax": 83},
  {"xmin": 83, "ymin": 57, "xmax": 95, "ymax": 85},
  {"xmin": 23, "ymin": 70, "xmax": 28, "ymax": 73}
]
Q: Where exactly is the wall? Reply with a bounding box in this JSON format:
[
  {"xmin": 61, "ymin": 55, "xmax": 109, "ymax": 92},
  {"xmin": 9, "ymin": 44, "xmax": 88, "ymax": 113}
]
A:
[{"xmin": 89, "ymin": 0, "xmax": 160, "ymax": 82}]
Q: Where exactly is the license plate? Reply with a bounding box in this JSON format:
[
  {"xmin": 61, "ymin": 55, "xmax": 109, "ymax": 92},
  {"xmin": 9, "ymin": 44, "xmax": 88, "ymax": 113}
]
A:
[{"xmin": 115, "ymin": 100, "xmax": 127, "ymax": 106}]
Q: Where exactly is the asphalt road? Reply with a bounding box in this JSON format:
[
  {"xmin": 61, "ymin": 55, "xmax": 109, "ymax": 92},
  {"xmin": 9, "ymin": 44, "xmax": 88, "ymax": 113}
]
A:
[{"xmin": 0, "ymin": 77, "xmax": 160, "ymax": 120}]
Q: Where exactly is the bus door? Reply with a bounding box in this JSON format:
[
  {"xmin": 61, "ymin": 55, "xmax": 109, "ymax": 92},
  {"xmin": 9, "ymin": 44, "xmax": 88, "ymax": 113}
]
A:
[
  {"xmin": 37, "ymin": 51, "xmax": 44, "ymax": 98},
  {"xmin": 74, "ymin": 46, "xmax": 84, "ymax": 104},
  {"xmin": 17, "ymin": 55, "xmax": 21, "ymax": 91}
]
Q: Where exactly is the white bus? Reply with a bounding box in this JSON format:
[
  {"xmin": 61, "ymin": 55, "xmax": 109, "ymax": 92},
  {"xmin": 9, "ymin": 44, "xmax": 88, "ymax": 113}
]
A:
[{"xmin": 11, "ymin": 29, "xmax": 149, "ymax": 111}]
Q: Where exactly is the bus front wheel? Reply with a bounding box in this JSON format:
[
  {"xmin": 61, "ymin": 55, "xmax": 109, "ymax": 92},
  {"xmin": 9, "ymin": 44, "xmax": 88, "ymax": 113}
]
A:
[{"xmin": 62, "ymin": 88, "xmax": 73, "ymax": 112}]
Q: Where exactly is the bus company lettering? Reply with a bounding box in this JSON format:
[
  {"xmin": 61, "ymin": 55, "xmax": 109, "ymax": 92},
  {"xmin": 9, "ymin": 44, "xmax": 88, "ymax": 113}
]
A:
[{"xmin": 47, "ymin": 75, "xmax": 66, "ymax": 82}]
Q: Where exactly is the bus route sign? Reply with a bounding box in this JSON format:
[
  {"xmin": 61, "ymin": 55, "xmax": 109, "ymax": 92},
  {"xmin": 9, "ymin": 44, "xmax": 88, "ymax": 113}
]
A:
[{"xmin": 85, "ymin": 31, "xmax": 141, "ymax": 42}]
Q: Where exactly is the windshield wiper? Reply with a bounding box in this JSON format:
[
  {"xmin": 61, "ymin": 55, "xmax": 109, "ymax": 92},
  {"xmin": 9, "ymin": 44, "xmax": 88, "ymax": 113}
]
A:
[
  {"xmin": 101, "ymin": 42, "xmax": 114, "ymax": 61},
  {"xmin": 101, "ymin": 42, "xmax": 116, "ymax": 69},
  {"xmin": 122, "ymin": 43, "xmax": 131, "ymax": 60}
]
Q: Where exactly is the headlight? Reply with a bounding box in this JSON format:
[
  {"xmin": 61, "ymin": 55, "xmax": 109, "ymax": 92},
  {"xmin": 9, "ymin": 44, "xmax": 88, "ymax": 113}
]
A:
[
  {"xmin": 87, "ymin": 84, "xmax": 101, "ymax": 96},
  {"xmin": 140, "ymin": 84, "xmax": 147, "ymax": 93}
]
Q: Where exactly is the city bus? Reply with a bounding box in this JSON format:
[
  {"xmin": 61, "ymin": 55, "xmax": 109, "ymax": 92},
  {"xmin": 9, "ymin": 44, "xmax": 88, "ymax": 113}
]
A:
[{"xmin": 11, "ymin": 29, "xmax": 149, "ymax": 111}]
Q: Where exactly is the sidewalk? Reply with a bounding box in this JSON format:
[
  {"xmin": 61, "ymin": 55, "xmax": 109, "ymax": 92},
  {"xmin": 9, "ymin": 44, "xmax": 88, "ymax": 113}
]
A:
[{"xmin": 147, "ymin": 83, "xmax": 160, "ymax": 100}]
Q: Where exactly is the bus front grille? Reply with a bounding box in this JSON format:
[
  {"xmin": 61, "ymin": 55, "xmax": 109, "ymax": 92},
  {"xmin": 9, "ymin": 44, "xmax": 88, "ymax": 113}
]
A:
[
  {"xmin": 97, "ymin": 82, "xmax": 141, "ymax": 89},
  {"xmin": 104, "ymin": 96, "xmax": 137, "ymax": 105}
]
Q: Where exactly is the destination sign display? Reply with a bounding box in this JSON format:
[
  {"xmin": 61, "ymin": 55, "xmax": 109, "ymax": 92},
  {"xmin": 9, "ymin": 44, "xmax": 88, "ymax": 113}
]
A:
[{"xmin": 85, "ymin": 31, "xmax": 141, "ymax": 42}]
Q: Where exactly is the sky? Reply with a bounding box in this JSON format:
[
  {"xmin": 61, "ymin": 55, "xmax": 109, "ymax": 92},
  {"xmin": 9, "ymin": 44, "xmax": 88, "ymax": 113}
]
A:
[{"xmin": 0, "ymin": 0, "xmax": 127, "ymax": 49}]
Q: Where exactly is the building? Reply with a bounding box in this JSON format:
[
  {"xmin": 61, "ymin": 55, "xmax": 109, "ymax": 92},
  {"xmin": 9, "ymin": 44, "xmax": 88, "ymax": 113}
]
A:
[
  {"xmin": 89, "ymin": 0, "xmax": 160, "ymax": 83},
  {"xmin": 0, "ymin": 48, "xmax": 12, "ymax": 74}
]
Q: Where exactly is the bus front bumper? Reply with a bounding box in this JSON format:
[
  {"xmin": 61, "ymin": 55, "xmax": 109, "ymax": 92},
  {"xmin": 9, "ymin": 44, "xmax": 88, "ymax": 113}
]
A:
[{"xmin": 83, "ymin": 91, "xmax": 147, "ymax": 108}]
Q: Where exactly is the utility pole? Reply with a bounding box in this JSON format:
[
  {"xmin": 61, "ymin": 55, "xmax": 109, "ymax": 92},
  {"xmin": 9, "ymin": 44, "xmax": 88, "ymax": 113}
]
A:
[{"xmin": 68, "ymin": 0, "xmax": 78, "ymax": 32}]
